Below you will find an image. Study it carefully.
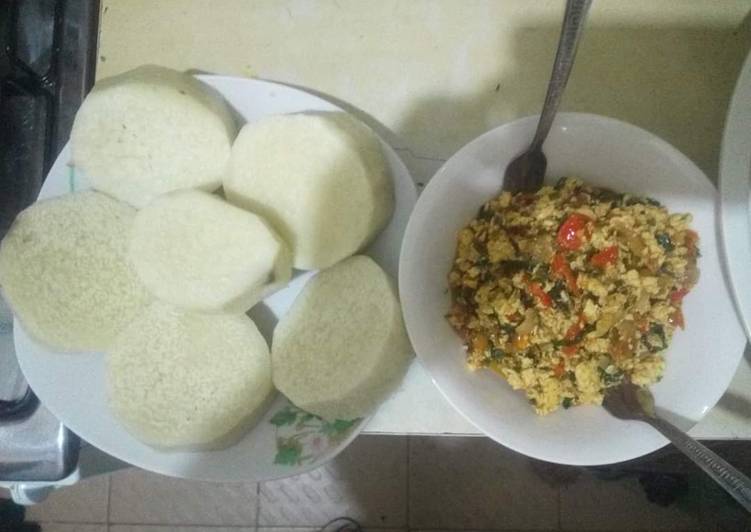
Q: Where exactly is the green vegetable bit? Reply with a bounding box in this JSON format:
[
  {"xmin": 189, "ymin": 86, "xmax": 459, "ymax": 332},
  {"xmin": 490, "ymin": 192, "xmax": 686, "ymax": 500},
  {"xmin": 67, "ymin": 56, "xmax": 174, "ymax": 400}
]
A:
[
  {"xmin": 642, "ymin": 323, "xmax": 668, "ymax": 353},
  {"xmin": 624, "ymin": 196, "xmax": 661, "ymax": 207},
  {"xmin": 599, "ymin": 366, "xmax": 624, "ymax": 386},
  {"xmin": 655, "ymin": 233, "xmax": 674, "ymax": 252},
  {"xmin": 490, "ymin": 348, "xmax": 506, "ymax": 361}
]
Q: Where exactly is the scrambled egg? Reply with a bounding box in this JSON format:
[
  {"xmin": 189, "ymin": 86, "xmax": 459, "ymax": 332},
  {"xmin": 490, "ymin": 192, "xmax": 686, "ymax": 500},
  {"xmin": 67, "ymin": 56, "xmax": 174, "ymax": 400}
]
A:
[{"xmin": 447, "ymin": 178, "xmax": 699, "ymax": 414}]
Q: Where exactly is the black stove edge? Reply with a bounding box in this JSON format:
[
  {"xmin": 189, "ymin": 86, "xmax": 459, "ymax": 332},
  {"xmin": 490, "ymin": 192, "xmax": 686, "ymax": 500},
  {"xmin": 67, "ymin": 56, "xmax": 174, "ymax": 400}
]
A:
[{"xmin": 0, "ymin": 0, "xmax": 99, "ymax": 482}]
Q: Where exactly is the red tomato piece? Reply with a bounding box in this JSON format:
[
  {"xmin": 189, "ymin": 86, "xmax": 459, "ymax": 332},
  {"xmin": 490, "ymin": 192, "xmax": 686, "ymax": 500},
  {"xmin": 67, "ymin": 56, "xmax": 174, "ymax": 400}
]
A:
[
  {"xmin": 562, "ymin": 344, "xmax": 578, "ymax": 356},
  {"xmin": 556, "ymin": 213, "xmax": 591, "ymax": 251},
  {"xmin": 685, "ymin": 229, "xmax": 699, "ymax": 256},
  {"xmin": 668, "ymin": 308, "xmax": 685, "ymax": 329},
  {"xmin": 590, "ymin": 245, "xmax": 619, "ymax": 268},
  {"xmin": 506, "ymin": 312, "xmax": 523, "ymax": 323},
  {"xmin": 669, "ymin": 287, "xmax": 689, "ymax": 304}
]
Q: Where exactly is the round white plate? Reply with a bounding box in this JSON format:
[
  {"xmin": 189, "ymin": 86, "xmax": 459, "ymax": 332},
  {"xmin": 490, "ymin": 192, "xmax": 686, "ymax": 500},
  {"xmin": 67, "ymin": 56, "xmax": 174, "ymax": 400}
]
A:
[
  {"xmin": 720, "ymin": 51, "xmax": 751, "ymax": 340},
  {"xmin": 14, "ymin": 76, "xmax": 417, "ymax": 481},
  {"xmin": 399, "ymin": 112, "xmax": 745, "ymax": 466}
]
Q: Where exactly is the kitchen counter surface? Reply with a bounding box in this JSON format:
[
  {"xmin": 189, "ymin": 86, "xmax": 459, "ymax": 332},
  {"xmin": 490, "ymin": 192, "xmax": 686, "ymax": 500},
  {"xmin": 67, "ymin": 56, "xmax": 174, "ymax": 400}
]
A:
[{"xmin": 98, "ymin": 0, "xmax": 751, "ymax": 439}]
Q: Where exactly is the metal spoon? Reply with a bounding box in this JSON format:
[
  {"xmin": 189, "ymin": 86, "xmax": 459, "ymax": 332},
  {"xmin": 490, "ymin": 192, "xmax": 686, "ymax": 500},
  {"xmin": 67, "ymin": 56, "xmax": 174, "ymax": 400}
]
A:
[
  {"xmin": 503, "ymin": 0, "xmax": 592, "ymax": 193},
  {"xmin": 603, "ymin": 380, "xmax": 751, "ymax": 512}
]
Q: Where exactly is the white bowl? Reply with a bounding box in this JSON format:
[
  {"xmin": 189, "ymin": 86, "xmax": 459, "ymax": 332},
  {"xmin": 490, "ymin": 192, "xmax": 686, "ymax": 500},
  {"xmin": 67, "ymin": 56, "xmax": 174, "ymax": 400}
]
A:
[{"xmin": 399, "ymin": 113, "xmax": 746, "ymax": 465}]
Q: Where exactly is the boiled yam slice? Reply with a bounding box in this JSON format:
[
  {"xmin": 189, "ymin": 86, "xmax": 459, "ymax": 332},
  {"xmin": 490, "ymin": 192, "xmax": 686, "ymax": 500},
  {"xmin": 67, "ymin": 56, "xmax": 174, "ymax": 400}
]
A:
[
  {"xmin": 107, "ymin": 302, "xmax": 274, "ymax": 450},
  {"xmin": 71, "ymin": 65, "xmax": 237, "ymax": 208},
  {"xmin": 272, "ymin": 255, "xmax": 411, "ymax": 420},
  {"xmin": 224, "ymin": 112, "xmax": 394, "ymax": 270},
  {"xmin": 128, "ymin": 189, "xmax": 291, "ymax": 312},
  {"xmin": 0, "ymin": 191, "xmax": 151, "ymax": 352}
]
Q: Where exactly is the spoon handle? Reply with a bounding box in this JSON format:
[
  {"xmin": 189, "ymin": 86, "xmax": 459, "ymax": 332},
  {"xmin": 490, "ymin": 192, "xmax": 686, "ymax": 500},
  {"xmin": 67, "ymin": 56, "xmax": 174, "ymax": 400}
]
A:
[
  {"xmin": 648, "ymin": 416, "xmax": 751, "ymax": 512},
  {"xmin": 529, "ymin": 0, "xmax": 592, "ymax": 152}
]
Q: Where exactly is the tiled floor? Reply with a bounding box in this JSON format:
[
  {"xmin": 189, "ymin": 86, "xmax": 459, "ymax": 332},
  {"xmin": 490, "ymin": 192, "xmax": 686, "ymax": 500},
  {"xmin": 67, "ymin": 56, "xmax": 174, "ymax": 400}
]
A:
[{"xmin": 10, "ymin": 435, "xmax": 751, "ymax": 532}]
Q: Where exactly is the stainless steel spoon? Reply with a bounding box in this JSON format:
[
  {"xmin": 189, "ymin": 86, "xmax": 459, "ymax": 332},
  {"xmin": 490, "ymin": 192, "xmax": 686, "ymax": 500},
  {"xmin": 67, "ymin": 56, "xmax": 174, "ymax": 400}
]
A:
[
  {"xmin": 604, "ymin": 380, "xmax": 751, "ymax": 512},
  {"xmin": 503, "ymin": 0, "xmax": 592, "ymax": 193}
]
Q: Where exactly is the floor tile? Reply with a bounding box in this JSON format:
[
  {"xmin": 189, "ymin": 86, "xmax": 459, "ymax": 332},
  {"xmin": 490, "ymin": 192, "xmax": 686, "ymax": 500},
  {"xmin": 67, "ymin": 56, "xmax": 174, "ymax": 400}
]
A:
[
  {"xmin": 110, "ymin": 527, "xmax": 253, "ymax": 532},
  {"xmin": 35, "ymin": 525, "xmax": 106, "ymax": 532},
  {"xmin": 26, "ymin": 474, "xmax": 109, "ymax": 523},
  {"xmin": 257, "ymin": 527, "xmax": 404, "ymax": 532},
  {"xmin": 408, "ymin": 436, "xmax": 558, "ymax": 530},
  {"xmin": 257, "ymin": 528, "xmax": 317, "ymax": 532},
  {"xmin": 259, "ymin": 435, "xmax": 407, "ymax": 527},
  {"xmin": 109, "ymin": 467, "xmax": 257, "ymax": 526},
  {"xmin": 560, "ymin": 470, "xmax": 701, "ymax": 530}
]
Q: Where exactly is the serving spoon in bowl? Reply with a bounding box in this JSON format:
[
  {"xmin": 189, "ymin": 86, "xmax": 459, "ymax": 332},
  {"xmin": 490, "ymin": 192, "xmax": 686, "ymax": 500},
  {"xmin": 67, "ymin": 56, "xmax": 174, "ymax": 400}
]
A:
[
  {"xmin": 503, "ymin": 0, "xmax": 592, "ymax": 193},
  {"xmin": 604, "ymin": 380, "xmax": 751, "ymax": 512}
]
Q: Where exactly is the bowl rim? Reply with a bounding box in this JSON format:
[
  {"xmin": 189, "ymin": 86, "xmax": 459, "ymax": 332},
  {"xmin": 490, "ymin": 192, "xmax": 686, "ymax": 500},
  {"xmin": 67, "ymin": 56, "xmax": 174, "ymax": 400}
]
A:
[{"xmin": 398, "ymin": 111, "xmax": 741, "ymax": 465}]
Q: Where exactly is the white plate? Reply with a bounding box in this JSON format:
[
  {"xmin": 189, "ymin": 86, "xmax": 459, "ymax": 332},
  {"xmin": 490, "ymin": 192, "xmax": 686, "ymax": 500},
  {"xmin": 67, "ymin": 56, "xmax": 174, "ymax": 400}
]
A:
[
  {"xmin": 399, "ymin": 112, "xmax": 745, "ymax": 466},
  {"xmin": 720, "ymin": 51, "xmax": 751, "ymax": 341},
  {"xmin": 13, "ymin": 76, "xmax": 417, "ymax": 481}
]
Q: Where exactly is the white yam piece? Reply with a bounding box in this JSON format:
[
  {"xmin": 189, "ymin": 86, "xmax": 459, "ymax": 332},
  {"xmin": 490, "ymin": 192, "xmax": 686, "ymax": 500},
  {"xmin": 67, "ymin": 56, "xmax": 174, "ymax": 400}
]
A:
[
  {"xmin": 224, "ymin": 112, "xmax": 394, "ymax": 270},
  {"xmin": 128, "ymin": 189, "xmax": 291, "ymax": 313},
  {"xmin": 0, "ymin": 191, "xmax": 151, "ymax": 352},
  {"xmin": 271, "ymin": 255, "xmax": 411, "ymax": 421},
  {"xmin": 107, "ymin": 302, "xmax": 274, "ymax": 450},
  {"xmin": 71, "ymin": 65, "xmax": 237, "ymax": 208}
]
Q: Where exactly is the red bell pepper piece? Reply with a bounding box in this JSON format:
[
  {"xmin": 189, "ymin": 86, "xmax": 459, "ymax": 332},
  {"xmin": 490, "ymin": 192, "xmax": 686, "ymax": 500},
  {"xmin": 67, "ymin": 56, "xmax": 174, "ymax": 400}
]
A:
[
  {"xmin": 551, "ymin": 252, "xmax": 579, "ymax": 294},
  {"xmin": 564, "ymin": 314, "xmax": 586, "ymax": 342},
  {"xmin": 526, "ymin": 281, "xmax": 552, "ymax": 308}
]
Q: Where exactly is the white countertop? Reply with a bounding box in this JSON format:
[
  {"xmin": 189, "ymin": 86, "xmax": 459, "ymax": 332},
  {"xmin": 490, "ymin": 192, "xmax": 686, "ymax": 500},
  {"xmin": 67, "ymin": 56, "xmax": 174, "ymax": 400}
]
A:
[{"xmin": 98, "ymin": 0, "xmax": 751, "ymax": 439}]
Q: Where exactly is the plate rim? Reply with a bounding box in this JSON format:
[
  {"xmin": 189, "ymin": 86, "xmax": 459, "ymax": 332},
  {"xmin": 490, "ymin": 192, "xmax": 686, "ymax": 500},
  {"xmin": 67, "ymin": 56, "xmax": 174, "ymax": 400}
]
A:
[{"xmin": 719, "ymin": 50, "xmax": 751, "ymax": 341}]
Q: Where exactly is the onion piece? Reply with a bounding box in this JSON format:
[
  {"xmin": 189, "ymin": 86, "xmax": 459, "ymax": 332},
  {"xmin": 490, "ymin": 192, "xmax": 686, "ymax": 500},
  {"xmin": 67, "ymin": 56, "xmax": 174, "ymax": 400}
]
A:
[{"xmin": 516, "ymin": 308, "xmax": 539, "ymax": 335}]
